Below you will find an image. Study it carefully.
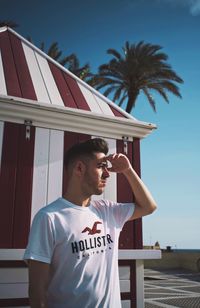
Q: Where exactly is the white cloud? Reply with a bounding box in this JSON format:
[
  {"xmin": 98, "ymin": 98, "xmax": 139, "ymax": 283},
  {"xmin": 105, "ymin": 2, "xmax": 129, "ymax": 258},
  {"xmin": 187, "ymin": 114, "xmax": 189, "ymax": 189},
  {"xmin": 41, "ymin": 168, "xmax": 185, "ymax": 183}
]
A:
[
  {"xmin": 189, "ymin": 0, "xmax": 200, "ymax": 15},
  {"xmin": 158, "ymin": 0, "xmax": 200, "ymax": 16}
]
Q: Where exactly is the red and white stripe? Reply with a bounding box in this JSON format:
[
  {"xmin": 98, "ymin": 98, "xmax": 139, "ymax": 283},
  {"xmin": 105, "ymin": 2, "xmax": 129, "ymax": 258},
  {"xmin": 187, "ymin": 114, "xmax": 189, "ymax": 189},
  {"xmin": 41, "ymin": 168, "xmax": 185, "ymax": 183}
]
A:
[
  {"xmin": 0, "ymin": 122, "xmax": 140, "ymax": 307},
  {"xmin": 0, "ymin": 27, "xmax": 132, "ymax": 119},
  {"xmin": 31, "ymin": 128, "xmax": 64, "ymax": 221},
  {"xmin": 0, "ymin": 27, "xmax": 145, "ymax": 308},
  {"xmin": 0, "ymin": 122, "xmax": 136, "ymax": 249}
]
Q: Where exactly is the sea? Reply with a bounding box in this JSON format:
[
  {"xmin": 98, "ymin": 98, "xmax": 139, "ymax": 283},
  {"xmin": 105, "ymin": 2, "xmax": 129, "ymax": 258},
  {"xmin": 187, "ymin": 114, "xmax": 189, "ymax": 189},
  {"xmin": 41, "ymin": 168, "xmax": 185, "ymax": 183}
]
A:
[{"xmin": 173, "ymin": 249, "xmax": 200, "ymax": 253}]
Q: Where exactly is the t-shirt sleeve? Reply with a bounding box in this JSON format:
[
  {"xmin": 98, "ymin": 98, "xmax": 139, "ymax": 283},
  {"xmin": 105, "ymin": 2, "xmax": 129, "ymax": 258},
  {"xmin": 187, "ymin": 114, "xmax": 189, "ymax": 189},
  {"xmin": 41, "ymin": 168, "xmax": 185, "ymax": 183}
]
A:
[
  {"xmin": 23, "ymin": 211, "xmax": 55, "ymax": 264},
  {"xmin": 102, "ymin": 200, "xmax": 135, "ymax": 230}
]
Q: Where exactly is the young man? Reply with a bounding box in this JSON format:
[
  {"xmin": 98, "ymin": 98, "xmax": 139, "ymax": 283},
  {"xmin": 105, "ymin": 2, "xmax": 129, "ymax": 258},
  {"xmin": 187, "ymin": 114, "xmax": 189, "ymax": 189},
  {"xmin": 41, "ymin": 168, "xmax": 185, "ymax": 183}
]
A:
[{"xmin": 24, "ymin": 138, "xmax": 157, "ymax": 308}]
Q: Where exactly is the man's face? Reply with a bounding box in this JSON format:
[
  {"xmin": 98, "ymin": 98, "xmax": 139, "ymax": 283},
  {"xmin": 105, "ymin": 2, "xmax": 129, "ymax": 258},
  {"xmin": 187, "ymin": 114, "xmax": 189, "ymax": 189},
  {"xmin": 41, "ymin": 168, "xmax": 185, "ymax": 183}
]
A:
[{"xmin": 82, "ymin": 152, "xmax": 110, "ymax": 196}]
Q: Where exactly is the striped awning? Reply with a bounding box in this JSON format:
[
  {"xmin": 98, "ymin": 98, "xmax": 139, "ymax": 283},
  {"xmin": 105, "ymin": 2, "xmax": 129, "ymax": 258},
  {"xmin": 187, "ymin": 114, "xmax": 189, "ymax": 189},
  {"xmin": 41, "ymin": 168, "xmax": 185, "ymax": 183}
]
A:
[{"xmin": 0, "ymin": 26, "xmax": 133, "ymax": 120}]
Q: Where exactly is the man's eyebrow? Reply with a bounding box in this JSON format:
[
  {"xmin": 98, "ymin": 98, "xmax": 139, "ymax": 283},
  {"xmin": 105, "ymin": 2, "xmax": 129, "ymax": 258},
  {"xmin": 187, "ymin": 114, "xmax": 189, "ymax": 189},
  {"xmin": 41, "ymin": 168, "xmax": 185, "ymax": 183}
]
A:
[{"xmin": 97, "ymin": 161, "xmax": 108, "ymax": 167}]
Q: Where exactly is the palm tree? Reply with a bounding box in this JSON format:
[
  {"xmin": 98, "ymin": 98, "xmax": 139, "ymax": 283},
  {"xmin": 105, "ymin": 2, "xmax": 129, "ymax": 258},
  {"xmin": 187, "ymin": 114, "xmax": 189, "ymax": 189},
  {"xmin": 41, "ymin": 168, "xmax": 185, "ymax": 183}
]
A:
[
  {"xmin": 89, "ymin": 41, "xmax": 183, "ymax": 113},
  {"xmin": 0, "ymin": 21, "xmax": 90, "ymax": 80},
  {"xmin": 0, "ymin": 20, "xmax": 18, "ymax": 28},
  {"xmin": 27, "ymin": 38, "xmax": 90, "ymax": 80},
  {"xmin": 63, "ymin": 53, "xmax": 90, "ymax": 80}
]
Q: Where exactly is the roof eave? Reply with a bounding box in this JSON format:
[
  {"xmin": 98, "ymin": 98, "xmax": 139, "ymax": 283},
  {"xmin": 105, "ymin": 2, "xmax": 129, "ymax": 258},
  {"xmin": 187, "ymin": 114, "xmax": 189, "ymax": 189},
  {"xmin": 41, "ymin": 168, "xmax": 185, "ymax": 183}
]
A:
[{"xmin": 0, "ymin": 95, "xmax": 157, "ymax": 140}]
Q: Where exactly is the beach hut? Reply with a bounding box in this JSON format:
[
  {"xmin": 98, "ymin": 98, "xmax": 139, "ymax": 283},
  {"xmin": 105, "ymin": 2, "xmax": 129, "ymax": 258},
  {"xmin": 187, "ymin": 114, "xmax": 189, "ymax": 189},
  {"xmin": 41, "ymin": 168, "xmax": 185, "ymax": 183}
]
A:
[{"xmin": 0, "ymin": 26, "xmax": 161, "ymax": 308}]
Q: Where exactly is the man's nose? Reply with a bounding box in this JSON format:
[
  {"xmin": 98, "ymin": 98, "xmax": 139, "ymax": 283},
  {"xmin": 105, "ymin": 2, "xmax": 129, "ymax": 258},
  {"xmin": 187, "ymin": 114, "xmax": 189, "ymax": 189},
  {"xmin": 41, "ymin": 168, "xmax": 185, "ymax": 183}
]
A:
[{"xmin": 102, "ymin": 167, "xmax": 110, "ymax": 178}]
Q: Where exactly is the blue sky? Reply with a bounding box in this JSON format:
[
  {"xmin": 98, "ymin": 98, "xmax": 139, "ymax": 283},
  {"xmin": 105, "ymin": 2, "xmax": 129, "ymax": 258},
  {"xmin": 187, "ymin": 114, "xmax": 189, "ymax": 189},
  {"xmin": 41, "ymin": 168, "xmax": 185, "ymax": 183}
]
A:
[{"xmin": 2, "ymin": 0, "xmax": 200, "ymax": 249}]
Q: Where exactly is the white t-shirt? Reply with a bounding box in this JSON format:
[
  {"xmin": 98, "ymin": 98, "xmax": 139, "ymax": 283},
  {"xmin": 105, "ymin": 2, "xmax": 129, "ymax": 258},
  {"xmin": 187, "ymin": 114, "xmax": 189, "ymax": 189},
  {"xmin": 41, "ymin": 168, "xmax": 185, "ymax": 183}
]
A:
[{"xmin": 24, "ymin": 198, "xmax": 134, "ymax": 308}]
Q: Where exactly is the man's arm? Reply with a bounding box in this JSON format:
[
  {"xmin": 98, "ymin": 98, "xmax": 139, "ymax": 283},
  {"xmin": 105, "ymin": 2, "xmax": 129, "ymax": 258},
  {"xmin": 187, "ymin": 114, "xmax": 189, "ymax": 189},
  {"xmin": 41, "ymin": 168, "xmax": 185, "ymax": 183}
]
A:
[
  {"xmin": 28, "ymin": 260, "xmax": 50, "ymax": 308},
  {"xmin": 106, "ymin": 153, "xmax": 157, "ymax": 220},
  {"xmin": 123, "ymin": 166, "xmax": 157, "ymax": 220}
]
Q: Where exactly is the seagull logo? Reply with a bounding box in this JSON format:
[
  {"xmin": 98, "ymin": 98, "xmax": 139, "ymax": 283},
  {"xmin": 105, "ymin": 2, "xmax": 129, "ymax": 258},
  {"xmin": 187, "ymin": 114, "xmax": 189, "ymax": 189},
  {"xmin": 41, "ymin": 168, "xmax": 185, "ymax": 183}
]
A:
[{"xmin": 82, "ymin": 221, "xmax": 102, "ymax": 235}]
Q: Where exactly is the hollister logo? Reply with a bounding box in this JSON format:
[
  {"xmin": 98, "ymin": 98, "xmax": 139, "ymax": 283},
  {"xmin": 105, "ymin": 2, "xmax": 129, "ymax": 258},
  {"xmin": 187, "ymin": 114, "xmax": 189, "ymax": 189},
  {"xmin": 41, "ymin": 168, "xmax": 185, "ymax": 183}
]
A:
[
  {"xmin": 71, "ymin": 221, "xmax": 113, "ymax": 256},
  {"xmin": 82, "ymin": 221, "xmax": 102, "ymax": 235}
]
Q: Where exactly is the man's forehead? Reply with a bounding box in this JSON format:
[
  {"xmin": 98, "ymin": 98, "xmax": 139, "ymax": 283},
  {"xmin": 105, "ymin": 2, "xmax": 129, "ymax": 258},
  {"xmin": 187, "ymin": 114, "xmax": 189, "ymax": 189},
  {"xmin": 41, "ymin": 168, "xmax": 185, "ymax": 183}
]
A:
[{"xmin": 94, "ymin": 152, "xmax": 106, "ymax": 161}]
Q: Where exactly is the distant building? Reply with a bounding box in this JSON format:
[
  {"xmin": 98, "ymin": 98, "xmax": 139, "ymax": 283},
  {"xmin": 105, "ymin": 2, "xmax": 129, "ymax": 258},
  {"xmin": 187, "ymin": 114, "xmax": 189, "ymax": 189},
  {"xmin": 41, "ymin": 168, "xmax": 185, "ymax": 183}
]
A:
[{"xmin": 144, "ymin": 241, "xmax": 160, "ymax": 250}]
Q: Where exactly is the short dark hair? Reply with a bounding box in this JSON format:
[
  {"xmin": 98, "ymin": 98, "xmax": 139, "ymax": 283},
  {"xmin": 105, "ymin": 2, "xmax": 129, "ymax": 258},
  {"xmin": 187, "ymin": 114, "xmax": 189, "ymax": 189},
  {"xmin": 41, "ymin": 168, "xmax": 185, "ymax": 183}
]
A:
[{"xmin": 64, "ymin": 138, "xmax": 109, "ymax": 170}]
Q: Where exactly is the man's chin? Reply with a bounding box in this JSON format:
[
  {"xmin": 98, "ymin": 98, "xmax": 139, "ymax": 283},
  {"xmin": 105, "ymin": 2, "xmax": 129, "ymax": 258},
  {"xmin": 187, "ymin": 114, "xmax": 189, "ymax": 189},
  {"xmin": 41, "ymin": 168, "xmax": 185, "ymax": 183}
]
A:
[{"xmin": 94, "ymin": 188, "xmax": 104, "ymax": 195}]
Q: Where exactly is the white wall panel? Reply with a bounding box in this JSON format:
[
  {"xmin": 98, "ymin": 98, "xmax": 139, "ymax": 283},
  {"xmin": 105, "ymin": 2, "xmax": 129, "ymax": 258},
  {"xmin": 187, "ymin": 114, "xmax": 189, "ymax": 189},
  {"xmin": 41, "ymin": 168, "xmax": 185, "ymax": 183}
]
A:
[
  {"xmin": 0, "ymin": 268, "xmax": 28, "ymax": 299},
  {"xmin": 47, "ymin": 129, "xmax": 64, "ymax": 204},
  {"xmin": 94, "ymin": 95, "xmax": 114, "ymax": 116},
  {"xmin": 0, "ymin": 50, "xmax": 7, "ymax": 95},
  {"xmin": 90, "ymin": 135, "xmax": 104, "ymax": 202},
  {"xmin": 0, "ymin": 283, "xmax": 28, "ymax": 298},
  {"xmin": 119, "ymin": 266, "xmax": 130, "ymax": 280},
  {"xmin": 91, "ymin": 137, "xmax": 117, "ymax": 202},
  {"xmin": 0, "ymin": 121, "xmax": 4, "ymax": 165},
  {"xmin": 121, "ymin": 300, "xmax": 131, "ymax": 308},
  {"xmin": 0, "ymin": 268, "xmax": 28, "ymax": 284},
  {"xmin": 78, "ymin": 83, "xmax": 102, "ymax": 114},
  {"xmin": 35, "ymin": 53, "xmax": 64, "ymax": 107},
  {"xmin": 22, "ymin": 42, "xmax": 50, "ymax": 103},
  {"xmin": 104, "ymin": 138, "xmax": 117, "ymax": 202},
  {"xmin": 31, "ymin": 127, "xmax": 50, "ymax": 221},
  {"xmin": 120, "ymin": 280, "xmax": 130, "ymax": 292}
]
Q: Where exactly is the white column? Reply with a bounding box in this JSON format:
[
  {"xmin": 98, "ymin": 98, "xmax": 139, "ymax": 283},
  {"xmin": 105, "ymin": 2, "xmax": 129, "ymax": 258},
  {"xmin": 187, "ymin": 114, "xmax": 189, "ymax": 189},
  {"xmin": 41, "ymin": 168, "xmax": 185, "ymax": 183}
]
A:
[{"xmin": 136, "ymin": 259, "xmax": 144, "ymax": 308}]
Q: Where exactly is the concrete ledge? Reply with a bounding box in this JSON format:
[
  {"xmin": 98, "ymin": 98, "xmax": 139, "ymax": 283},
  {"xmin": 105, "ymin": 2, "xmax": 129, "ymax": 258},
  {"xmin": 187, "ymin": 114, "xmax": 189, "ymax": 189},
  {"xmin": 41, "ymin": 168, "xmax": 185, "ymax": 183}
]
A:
[
  {"xmin": 119, "ymin": 249, "xmax": 161, "ymax": 260},
  {"xmin": 0, "ymin": 250, "xmax": 25, "ymax": 260},
  {"xmin": 1, "ymin": 249, "xmax": 162, "ymax": 261}
]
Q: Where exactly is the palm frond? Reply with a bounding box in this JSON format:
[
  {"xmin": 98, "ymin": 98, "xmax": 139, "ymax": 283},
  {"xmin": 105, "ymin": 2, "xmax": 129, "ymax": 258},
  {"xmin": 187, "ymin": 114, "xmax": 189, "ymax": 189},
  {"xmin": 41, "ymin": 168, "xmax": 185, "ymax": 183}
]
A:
[
  {"xmin": 143, "ymin": 88, "xmax": 156, "ymax": 112},
  {"xmin": 160, "ymin": 81, "xmax": 182, "ymax": 98},
  {"xmin": 113, "ymin": 85, "xmax": 125, "ymax": 101},
  {"xmin": 40, "ymin": 42, "xmax": 45, "ymax": 52},
  {"xmin": 103, "ymin": 86, "xmax": 119, "ymax": 97},
  {"xmin": 118, "ymin": 94, "xmax": 127, "ymax": 107},
  {"xmin": 0, "ymin": 20, "xmax": 18, "ymax": 28},
  {"xmin": 107, "ymin": 49, "xmax": 122, "ymax": 60},
  {"xmin": 144, "ymin": 84, "xmax": 169, "ymax": 103}
]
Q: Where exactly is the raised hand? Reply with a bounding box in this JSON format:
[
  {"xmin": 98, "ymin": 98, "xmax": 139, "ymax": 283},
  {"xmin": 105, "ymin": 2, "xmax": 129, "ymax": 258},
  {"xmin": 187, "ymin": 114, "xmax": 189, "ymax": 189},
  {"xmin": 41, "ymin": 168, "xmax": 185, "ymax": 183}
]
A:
[
  {"xmin": 105, "ymin": 153, "xmax": 132, "ymax": 174},
  {"xmin": 105, "ymin": 153, "xmax": 157, "ymax": 221}
]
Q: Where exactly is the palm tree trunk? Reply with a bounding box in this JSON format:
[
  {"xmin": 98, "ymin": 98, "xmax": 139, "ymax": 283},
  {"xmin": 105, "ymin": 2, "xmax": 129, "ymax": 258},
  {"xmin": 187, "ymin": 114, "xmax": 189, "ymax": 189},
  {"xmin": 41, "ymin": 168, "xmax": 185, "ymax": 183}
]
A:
[{"xmin": 126, "ymin": 90, "xmax": 139, "ymax": 113}]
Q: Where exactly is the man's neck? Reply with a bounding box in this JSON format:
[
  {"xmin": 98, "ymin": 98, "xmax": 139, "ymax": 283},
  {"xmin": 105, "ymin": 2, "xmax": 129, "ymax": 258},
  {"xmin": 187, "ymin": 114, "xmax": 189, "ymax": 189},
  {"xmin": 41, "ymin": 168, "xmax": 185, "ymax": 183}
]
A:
[{"xmin": 63, "ymin": 192, "xmax": 91, "ymax": 207}]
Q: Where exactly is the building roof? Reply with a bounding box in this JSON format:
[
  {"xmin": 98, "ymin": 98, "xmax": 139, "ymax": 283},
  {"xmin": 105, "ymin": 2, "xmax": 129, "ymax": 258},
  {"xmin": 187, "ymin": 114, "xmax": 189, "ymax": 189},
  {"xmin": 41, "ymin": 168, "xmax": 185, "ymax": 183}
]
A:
[{"xmin": 0, "ymin": 26, "xmax": 156, "ymax": 139}]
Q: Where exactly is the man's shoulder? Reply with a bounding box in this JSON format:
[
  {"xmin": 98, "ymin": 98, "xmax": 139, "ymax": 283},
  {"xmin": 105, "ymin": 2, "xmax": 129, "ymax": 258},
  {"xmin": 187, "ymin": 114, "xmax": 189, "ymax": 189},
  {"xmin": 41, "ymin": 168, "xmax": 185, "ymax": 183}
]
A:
[
  {"xmin": 91, "ymin": 199, "xmax": 117, "ymax": 209},
  {"xmin": 35, "ymin": 198, "xmax": 65, "ymax": 217}
]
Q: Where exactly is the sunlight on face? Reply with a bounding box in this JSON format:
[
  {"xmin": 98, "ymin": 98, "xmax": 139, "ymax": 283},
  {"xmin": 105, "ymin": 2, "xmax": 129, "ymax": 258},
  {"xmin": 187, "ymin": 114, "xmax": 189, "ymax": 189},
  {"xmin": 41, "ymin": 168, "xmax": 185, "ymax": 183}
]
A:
[{"xmin": 82, "ymin": 152, "xmax": 110, "ymax": 196}]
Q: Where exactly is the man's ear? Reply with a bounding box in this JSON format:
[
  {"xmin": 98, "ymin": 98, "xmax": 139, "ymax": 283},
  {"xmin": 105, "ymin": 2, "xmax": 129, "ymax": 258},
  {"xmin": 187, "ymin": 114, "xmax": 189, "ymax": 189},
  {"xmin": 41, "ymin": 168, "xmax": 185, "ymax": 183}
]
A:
[{"xmin": 74, "ymin": 160, "xmax": 86, "ymax": 176}]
